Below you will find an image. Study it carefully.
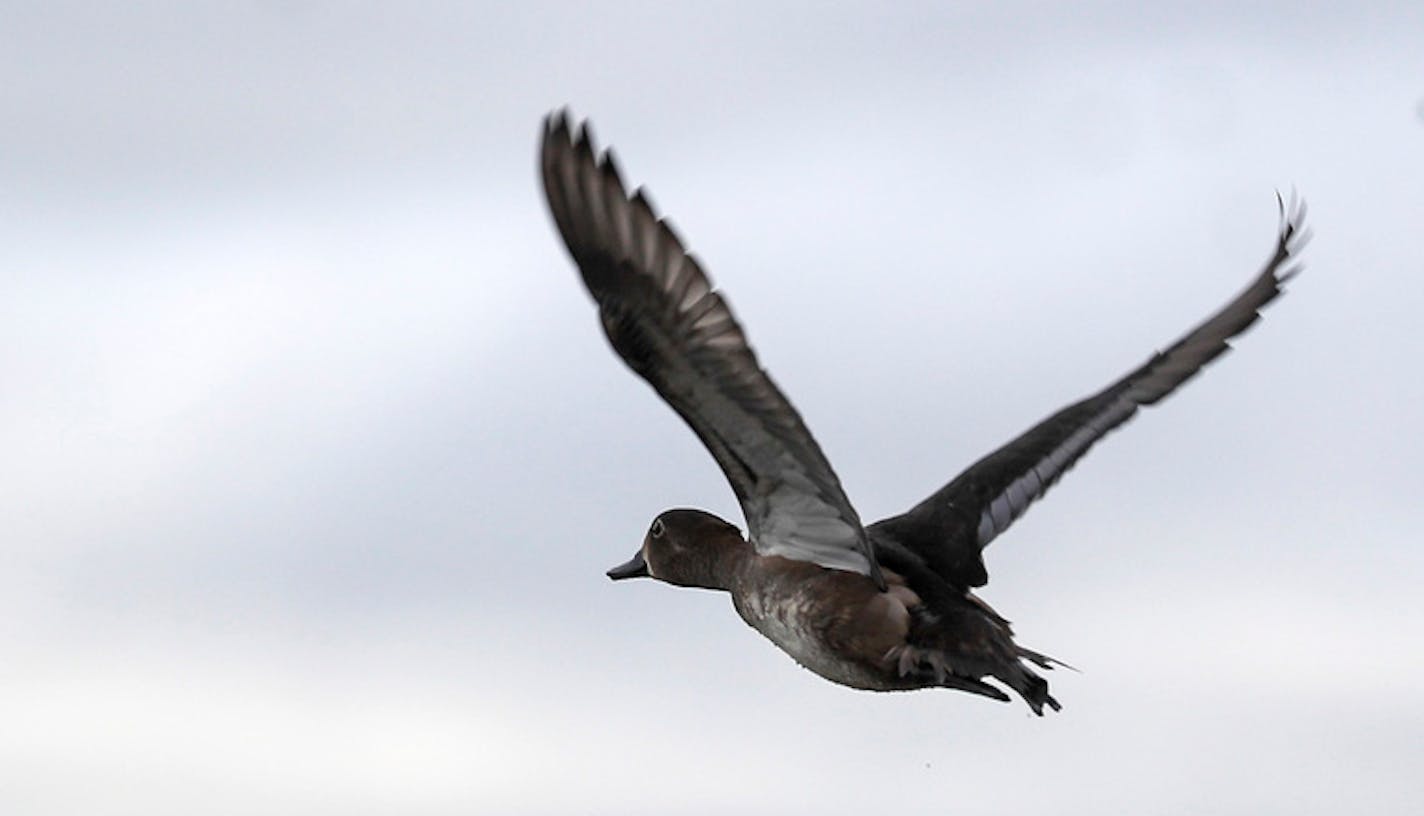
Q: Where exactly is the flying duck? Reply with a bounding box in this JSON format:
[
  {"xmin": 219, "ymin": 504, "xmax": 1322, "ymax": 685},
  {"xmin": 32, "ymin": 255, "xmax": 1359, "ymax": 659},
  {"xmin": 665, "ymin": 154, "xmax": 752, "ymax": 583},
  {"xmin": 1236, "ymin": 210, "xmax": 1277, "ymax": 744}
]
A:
[{"xmin": 539, "ymin": 110, "xmax": 1307, "ymax": 714}]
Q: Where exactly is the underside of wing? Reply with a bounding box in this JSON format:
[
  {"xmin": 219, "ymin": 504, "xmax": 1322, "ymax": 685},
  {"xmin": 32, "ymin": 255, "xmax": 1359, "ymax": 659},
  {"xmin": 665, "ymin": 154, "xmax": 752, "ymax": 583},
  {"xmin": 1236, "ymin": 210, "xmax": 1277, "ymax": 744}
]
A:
[
  {"xmin": 871, "ymin": 196, "xmax": 1309, "ymax": 589},
  {"xmin": 541, "ymin": 111, "xmax": 883, "ymax": 583}
]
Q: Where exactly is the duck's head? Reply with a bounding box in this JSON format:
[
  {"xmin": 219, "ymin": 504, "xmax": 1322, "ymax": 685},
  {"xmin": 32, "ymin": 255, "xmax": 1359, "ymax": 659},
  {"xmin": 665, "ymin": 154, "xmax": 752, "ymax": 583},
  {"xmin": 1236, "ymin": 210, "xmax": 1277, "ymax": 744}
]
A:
[{"xmin": 606, "ymin": 508, "xmax": 745, "ymax": 590}]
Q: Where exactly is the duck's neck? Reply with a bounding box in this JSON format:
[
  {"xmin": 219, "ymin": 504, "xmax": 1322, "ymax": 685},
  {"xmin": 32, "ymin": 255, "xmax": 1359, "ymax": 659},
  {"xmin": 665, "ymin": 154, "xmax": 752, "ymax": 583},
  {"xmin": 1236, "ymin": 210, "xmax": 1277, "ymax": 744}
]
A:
[{"xmin": 698, "ymin": 533, "xmax": 756, "ymax": 591}]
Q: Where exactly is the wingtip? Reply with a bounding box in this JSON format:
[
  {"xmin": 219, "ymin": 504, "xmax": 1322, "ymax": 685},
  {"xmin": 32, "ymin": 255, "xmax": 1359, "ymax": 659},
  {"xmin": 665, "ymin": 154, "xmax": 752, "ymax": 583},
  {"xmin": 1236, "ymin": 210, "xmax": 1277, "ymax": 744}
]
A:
[
  {"xmin": 601, "ymin": 146, "xmax": 626, "ymax": 191},
  {"xmin": 542, "ymin": 110, "xmax": 635, "ymax": 197},
  {"xmin": 542, "ymin": 107, "xmax": 603, "ymax": 162},
  {"xmin": 1270, "ymin": 188, "xmax": 1311, "ymax": 282},
  {"xmin": 543, "ymin": 106, "xmax": 575, "ymax": 143},
  {"xmin": 1274, "ymin": 188, "xmax": 1308, "ymax": 236}
]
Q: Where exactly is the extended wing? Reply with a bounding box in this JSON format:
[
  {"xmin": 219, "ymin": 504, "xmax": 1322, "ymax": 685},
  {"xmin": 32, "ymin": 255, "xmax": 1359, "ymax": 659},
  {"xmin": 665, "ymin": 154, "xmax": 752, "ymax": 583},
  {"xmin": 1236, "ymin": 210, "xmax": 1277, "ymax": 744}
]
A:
[
  {"xmin": 541, "ymin": 111, "xmax": 883, "ymax": 585},
  {"xmin": 870, "ymin": 197, "xmax": 1309, "ymax": 589}
]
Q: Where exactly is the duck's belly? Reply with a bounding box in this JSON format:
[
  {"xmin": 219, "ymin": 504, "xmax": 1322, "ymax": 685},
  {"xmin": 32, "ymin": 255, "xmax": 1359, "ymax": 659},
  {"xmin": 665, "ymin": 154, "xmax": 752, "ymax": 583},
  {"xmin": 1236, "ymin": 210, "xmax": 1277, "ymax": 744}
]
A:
[{"xmin": 732, "ymin": 584, "xmax": 896, "ymax": 691}]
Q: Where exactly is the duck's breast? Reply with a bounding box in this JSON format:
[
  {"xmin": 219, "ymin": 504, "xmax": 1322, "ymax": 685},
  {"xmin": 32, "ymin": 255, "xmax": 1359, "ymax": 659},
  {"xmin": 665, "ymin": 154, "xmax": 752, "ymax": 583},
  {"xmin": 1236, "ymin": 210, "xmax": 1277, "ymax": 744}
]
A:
[{"xmin": 731, "ymin": 559, "xmax": 915, "ymax": 691}]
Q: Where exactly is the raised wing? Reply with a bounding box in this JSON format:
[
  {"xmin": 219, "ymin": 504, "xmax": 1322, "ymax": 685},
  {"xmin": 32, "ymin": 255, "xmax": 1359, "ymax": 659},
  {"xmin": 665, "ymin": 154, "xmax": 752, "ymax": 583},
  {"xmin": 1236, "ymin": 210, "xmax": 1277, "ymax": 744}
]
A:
[
  {"xmin": 871, "ymin": 196, "xmax": 1309, "ymax": 589},
  {"xmin": 541, "ymin": 111, "xmax": 883, "ymax": 585}
]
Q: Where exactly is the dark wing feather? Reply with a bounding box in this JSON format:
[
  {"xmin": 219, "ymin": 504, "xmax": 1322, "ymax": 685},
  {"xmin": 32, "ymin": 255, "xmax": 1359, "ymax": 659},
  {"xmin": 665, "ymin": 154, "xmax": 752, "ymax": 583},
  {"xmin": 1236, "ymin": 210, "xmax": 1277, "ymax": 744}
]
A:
[
  {"xmin": 541, "ymin": 111, "xmax": 883, "ymax": 584},
  {"xmin": 870, "ymin": 196, "xmax": 1309, "ymax": 589}
]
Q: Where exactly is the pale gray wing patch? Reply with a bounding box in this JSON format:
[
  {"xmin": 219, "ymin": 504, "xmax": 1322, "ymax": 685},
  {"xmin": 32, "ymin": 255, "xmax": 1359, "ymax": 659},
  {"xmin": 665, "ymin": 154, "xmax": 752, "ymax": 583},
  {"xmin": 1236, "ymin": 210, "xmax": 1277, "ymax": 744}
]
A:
[
  {"xmin": 751, "ymin": 464, "xmax": 869, "ymax": 573},
  {"xmin": 976, "ymin": 394, "xmax": 1137, "ymax": 546},
  {"xmin": 974, "ymin": 195, "xmax": 1307, "ymax": 548},
  {"xmin": 541, "ymin": 111, "xmax": 882, "ymax": 583},
  {"xmin": 879, "ymin": 195, "xmax": 1308, "ymax": 584}
]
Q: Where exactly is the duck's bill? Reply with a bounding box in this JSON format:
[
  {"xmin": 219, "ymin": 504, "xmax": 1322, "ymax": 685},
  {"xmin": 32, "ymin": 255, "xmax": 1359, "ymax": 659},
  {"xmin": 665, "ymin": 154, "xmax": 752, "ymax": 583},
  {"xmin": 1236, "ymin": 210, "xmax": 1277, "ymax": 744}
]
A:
[{"xmin": 606, "ymin": 551, "xmax": 649, "ymax": 580}]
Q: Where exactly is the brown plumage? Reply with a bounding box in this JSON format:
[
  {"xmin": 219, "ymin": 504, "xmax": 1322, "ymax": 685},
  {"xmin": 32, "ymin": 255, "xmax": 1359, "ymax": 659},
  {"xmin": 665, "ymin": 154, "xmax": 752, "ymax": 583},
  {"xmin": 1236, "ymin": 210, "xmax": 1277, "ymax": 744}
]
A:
[{"xmin": 541, "ymin": 109, "xmax": 1307, "ymax": 713}]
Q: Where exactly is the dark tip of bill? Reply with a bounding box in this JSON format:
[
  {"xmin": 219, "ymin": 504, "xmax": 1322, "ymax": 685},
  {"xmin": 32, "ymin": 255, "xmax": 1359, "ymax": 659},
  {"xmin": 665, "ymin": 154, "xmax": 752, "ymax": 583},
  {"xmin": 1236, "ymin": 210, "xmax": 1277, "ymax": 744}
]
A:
[{"xmin": 606, "ymin": 551, "xmax": 649, "ymax": 580}]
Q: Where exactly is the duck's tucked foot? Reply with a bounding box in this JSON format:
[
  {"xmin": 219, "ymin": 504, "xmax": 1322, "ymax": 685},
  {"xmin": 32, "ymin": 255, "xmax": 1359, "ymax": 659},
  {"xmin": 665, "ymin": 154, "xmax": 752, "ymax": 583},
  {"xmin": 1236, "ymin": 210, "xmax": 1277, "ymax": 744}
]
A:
[
  {"xmin": 1014, "ymin": 664, "xmax": 1061, "ymax": 716},
  {"xmin": 890, "ymin": 643, "xmax": 1061, "ymax": 715}
]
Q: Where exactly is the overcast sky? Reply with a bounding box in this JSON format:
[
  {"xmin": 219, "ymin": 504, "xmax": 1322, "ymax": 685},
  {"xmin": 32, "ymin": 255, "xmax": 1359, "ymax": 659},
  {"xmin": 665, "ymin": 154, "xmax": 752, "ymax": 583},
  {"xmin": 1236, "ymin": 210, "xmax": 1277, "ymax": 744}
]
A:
[{"xmin": 3, "ymin": 2, "xmax": 1422, "ymax": 814}]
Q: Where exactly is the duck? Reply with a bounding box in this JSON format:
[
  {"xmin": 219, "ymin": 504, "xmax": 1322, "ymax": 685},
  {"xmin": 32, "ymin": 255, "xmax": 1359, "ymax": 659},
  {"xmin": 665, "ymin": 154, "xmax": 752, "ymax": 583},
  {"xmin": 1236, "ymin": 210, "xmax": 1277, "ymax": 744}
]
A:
[{"xmin": 539, "ymin": 110, "xmax": 1307, "ymax": 714}]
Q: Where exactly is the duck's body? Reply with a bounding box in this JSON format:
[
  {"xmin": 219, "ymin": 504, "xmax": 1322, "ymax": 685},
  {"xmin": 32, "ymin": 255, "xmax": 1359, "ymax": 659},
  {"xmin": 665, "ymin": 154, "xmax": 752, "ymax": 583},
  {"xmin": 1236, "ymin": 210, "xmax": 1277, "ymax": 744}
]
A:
[
  {"xmin": 541, "ymin": 111, "xmax": 1307, "ymax": 714},
  {"xmin": 737, "ymin": 549, "xmax": 1052, "ymax": 704},
  {"xmin": 625, "ymin": 508, "xmax": 1058, "ymax": 710}
]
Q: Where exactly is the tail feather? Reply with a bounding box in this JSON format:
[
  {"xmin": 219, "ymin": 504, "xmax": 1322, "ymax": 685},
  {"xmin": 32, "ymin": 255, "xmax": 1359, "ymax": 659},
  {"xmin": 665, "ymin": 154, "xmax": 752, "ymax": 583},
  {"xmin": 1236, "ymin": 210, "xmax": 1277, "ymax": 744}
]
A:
[
  {"xmin": 1018, "ymin": 645, "xmax": 1078, "ymax": 673},
  {"xmin": 905, "ymin": 600, "xmax": 1067, "ymax": 714}
]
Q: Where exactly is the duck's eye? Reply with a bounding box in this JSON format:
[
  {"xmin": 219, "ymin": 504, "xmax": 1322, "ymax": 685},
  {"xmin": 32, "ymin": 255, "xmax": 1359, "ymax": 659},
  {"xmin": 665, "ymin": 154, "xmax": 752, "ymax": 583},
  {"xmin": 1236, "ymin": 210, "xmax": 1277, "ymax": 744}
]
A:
[{"xmin": 650, "ymin": 519, "xmax": 665, "ymax": 538}]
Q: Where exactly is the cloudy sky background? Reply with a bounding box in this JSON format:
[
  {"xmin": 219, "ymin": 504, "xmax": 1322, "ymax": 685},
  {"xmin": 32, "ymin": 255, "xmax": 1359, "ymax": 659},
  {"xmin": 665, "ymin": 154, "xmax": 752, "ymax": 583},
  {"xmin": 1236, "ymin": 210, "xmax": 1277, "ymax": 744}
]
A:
[{"xmin": 3, "ymin": 2, "xmax": 1422, "ymax": 813}]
